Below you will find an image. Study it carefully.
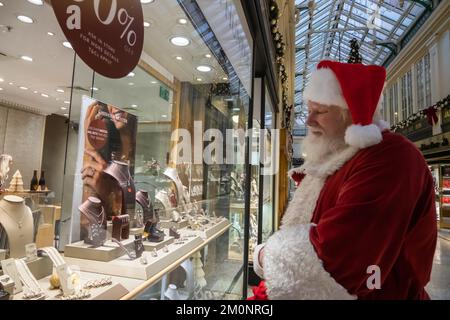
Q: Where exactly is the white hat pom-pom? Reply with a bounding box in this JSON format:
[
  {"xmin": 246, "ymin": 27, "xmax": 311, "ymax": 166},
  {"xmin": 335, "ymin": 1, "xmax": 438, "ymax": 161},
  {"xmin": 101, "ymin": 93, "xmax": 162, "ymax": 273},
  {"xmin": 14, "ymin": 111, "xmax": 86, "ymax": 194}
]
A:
[{"xmin": 345, "ymin": 124, "xmax": 382, "ymax": 149}]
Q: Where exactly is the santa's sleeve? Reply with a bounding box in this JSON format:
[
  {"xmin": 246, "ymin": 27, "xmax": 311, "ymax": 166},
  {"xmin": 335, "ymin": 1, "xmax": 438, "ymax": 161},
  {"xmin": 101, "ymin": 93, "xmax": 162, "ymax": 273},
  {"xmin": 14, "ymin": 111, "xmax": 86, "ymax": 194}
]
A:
[{"xmin": 263, "ymin": 141, "xmax": 435, "ymax": 299}]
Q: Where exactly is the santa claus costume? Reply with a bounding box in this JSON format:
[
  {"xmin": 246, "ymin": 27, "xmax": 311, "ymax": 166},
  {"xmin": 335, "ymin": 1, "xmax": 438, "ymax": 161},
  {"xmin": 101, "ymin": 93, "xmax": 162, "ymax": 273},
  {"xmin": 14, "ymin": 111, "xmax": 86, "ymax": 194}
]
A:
[{"xmin": 250, "ymin": 60, "xmax": 437, "ymax": 300}]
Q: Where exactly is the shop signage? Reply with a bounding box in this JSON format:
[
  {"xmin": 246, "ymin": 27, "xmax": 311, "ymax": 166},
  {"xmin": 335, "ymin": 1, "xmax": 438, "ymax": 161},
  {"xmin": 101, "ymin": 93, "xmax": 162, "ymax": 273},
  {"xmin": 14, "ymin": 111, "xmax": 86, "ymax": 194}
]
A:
[
  {"xmin": 159, "ymin": 86, "xmax": 170, "ymax": 102},
  {"xmin": 51, "ymin": 0, "xmax": 144, "ymax": 79}
]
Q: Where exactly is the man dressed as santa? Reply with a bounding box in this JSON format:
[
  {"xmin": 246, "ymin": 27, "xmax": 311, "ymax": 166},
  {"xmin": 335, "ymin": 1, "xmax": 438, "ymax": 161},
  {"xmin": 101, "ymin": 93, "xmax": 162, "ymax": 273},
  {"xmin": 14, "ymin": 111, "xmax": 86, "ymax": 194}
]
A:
[{"xmin": 251, "ymin": 60, "xmax": 437, "ymax": 300}]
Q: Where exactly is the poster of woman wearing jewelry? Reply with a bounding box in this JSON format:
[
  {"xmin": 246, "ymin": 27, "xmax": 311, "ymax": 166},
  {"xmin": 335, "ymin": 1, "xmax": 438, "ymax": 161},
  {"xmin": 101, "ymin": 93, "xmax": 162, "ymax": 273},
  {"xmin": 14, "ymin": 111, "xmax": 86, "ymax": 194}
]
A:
[{"xmin": 76, "ymin": 96, "xmax": 137, "ymax": 241}]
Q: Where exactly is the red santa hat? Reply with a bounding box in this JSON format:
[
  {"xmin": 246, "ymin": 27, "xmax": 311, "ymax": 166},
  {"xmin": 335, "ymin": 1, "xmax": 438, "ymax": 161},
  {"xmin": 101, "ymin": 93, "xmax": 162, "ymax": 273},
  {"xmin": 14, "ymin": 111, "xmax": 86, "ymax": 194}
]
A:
[{"xmin": 303, "ymin": 60, "xmax": 387, "ymax": 149}]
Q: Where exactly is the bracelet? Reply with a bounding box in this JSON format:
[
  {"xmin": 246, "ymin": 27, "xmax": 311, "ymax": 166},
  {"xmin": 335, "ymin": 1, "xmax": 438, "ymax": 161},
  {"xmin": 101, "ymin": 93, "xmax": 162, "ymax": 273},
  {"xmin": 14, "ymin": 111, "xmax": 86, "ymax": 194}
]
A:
[
  {"xmin": 59, "ymin": 290, "xmax": 91, "ymax": 300},
  {"xmin": 83, "ymin": 277, "xmax": 112, "ymax": 289}
]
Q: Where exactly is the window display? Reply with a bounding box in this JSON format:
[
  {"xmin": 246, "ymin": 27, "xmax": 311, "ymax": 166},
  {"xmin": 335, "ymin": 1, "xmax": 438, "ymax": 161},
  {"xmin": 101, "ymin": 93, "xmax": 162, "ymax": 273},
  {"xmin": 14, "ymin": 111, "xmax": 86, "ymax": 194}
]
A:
[{"xmin": 0, "ymin": 0, "xmax": 257, "ymax": 300}]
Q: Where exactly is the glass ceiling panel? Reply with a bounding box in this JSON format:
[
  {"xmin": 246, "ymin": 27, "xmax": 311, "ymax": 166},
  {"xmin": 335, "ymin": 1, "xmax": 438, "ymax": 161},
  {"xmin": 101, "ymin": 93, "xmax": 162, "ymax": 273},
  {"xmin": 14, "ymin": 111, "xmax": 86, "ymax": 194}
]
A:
[{"xmin": 294, "ymin": 0, "xmax": 428, "ymax": 131}]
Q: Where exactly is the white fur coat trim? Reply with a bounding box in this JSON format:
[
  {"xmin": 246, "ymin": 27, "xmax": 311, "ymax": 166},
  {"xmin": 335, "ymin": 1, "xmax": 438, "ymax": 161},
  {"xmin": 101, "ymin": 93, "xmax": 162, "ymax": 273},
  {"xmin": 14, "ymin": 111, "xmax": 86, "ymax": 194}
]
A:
[
  {"xmin": 263, "ymin": 146, "xmax": 359, "ymax": 299},
  {"xmin": 264, "ymin": 224, "xmax": 356, "ymax": 300}
]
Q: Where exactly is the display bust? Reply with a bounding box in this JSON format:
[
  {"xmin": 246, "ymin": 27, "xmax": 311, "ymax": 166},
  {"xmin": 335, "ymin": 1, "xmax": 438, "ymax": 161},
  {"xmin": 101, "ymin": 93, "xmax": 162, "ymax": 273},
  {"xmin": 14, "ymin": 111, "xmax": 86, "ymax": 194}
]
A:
[{"xmin": 0, "ymin": 195, "xmax": 33, "ymax": 258}]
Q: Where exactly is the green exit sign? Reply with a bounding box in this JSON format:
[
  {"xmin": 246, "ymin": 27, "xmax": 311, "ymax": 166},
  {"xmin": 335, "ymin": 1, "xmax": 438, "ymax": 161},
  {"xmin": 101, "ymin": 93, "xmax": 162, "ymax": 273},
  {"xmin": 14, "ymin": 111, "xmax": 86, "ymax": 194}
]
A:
[{"xmin": 159, "ymin": 86, "xmax": 170, "ymax": 102}]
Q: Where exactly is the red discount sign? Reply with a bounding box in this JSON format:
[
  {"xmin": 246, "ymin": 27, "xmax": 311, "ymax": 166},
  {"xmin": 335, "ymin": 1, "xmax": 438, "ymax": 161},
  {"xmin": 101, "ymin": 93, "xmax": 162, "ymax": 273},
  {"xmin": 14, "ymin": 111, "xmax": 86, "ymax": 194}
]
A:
[{"xmin": 51, "ymin": 0, "xmax": 144, "ymax": 79}]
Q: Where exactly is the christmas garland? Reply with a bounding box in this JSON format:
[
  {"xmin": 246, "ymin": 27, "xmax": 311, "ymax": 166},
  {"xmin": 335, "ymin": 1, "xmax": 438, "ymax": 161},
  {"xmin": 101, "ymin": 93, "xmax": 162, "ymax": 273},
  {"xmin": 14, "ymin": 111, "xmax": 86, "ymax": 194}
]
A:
[
  {"xmin": 391, "ymin": 95, "xmax": 450, "ymax": 132},
  {"xmin": 269, "ymin": 0, "xmax": 294, "ymax": 160},
  {"xmin": 269, "ymin": 0, "xmax": 293, "ymax": 133}
]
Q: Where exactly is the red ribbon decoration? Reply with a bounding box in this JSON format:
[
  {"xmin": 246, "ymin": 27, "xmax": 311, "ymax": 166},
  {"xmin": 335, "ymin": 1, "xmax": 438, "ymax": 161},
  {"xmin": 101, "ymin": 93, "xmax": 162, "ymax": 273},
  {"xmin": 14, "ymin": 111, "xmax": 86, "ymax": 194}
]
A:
[
  {"xmin": 247, "ymin": 281, "xmax": 269, "ymax": 300},
  {"xmin": 424, "ymin": 106, "xmax": 438, "ymax": 126}
]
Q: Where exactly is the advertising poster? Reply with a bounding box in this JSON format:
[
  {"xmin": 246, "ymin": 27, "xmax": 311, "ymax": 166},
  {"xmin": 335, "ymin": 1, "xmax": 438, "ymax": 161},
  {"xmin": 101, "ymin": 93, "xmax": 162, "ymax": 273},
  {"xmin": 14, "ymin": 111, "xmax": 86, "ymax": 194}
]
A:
[{"xmin": 76, "ymin": 96, "xmax": 138, "ymax": 241}]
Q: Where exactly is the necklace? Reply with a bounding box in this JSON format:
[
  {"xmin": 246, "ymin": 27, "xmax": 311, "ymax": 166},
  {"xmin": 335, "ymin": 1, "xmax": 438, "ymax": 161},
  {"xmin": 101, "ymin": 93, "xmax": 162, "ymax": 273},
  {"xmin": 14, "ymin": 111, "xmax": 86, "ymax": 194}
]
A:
[{"xmin": 0, "ymin": 205, "xmax": 26, "ymax": 229}]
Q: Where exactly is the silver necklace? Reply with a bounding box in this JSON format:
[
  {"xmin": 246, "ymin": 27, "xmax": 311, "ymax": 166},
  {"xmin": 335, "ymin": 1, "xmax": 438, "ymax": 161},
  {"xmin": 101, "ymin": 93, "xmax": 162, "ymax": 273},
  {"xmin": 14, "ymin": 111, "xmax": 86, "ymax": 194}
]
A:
[{"xmin": 0, "ymin": 206, "xmax": 26, "ymax": 229}]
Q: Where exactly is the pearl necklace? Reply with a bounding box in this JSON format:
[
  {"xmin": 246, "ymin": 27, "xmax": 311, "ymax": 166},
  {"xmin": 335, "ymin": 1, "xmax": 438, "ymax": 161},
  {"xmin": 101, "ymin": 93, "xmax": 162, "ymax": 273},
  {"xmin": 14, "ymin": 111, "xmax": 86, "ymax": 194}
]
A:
[{"xmin": 0, "ymin": 206, "xmax": 26, "ymax": 229}]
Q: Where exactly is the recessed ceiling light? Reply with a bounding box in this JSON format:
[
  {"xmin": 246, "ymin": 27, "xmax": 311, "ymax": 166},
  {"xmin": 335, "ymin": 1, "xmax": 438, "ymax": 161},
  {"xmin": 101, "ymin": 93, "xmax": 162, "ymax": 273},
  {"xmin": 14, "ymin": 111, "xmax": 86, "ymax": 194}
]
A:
[
  {"xmin": 222, "ymin": 76, "xmax": 228, "ymax": 81},
  {"xmin": 17, "ymin": 15, "xmax": 34, "ymax": 24},
  {"xmin": 91, "ymin": 87, "xmax": 99, "ymax": 91},
  {"xmin": 151, "ymin": 81, "xmax": 157, "ymax": 84},
  {"xmin": 131, "ymin": 104, "xmax": 138, "ymax": 108},
  {"xmin": 33, "ymin": 91, "xmax": 38, "ymax": 94},
  {"xmin": 0, "ymin": 88, "xmax": 3, "ymax": 91},
  {"xmin": 177, "ymin": 18, "xmax": 188, "ymax": 25},
  {"xmin": 56, "ymin": 89, "xmax": 65, "ymax": 93},
  {"xmin": 128, "ymin": 82, "xmax": 134, "ymax": 86},
  {"xmin": 64, "ymin": 100, "xmax": 70, "ymax": 104},
  {"xmin": 63, "ymin": 41, "xmax": 73, "ymax": 49},
  {"xmin": 170, "ymin": 36, "xmax": 190, "ymax": 47},
  {"xmin": 143, "ymin": 21, "xmax": 151, "ymax": 27},
  {"xmin": 196, "ymin": 78, "xmax": 203, "ymax": 82},
  {"xmin": 21, "ymin": 56, "xmax": 33, "ymax": 62},
  {"xmin": 61, "ymin": 107, "xmax": 67, "ymax": 110},
  {"xmin": 140, "ymin": 0, "xmax": 155, "ymax": 3},
  {"xmin": 41, "ymin": 93, "xmax": 49, "ymax": 98},
  {"xmin": 161, "ymin": 115, "xmax": 168, "ymax": 118},
  {"xmin": 127, "ymin": 72, "xmax": 135, "ymax": 77},
  {"xmin": 175, "ymin": 56, "xmax": 183, "ymax": 61},
  {"xmin": 19, "ymin": 86, "xmax": 28, "ymax": 90},
  {"xmin": 196, "ymin": 65, "xmax": 212, "ymax": 72},
  {"xmin": 27, "ymin": 0, "xmax": 43, "ymax": 5},
  {"xmin": 47, "ymin": 32, "xmax": 54, "ymax": 36},
  {"xmin": 0, "ymin": 78, "xmax": 3, "ymax": 82},
  {"xmin": 205, "ymin": 54, "xmax": 212, "ymax": 58},
  {"xmin": 8, "ymin": 82, "xmax": 13, "ymax": 85},
  {"xmin": 0, "ymin": 2, "xmax": 4, "ymax": 7}
]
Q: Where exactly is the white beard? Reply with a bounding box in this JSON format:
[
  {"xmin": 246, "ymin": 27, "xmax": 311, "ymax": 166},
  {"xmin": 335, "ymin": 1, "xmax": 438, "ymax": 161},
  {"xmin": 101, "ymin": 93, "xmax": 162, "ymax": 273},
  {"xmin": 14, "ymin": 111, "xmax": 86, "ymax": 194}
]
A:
[{"xmin": 302, "ymin": 132, "xmax": 347, "ymax": 164}]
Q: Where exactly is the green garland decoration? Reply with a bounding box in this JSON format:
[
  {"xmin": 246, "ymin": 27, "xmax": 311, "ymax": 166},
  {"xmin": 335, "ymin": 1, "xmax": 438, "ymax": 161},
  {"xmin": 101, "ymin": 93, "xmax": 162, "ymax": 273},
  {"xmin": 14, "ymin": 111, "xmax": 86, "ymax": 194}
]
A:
[{"xmin": 391, "ymin": 95, "xmax": 450, "ymax": 132}]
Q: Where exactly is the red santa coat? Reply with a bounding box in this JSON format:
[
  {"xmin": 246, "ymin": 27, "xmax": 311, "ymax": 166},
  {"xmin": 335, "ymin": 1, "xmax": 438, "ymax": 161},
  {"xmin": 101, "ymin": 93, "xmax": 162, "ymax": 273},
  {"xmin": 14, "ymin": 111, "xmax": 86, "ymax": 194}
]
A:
[{"xmin": 260, "ymin": 131, "xmax": 437, "ymax": 299}]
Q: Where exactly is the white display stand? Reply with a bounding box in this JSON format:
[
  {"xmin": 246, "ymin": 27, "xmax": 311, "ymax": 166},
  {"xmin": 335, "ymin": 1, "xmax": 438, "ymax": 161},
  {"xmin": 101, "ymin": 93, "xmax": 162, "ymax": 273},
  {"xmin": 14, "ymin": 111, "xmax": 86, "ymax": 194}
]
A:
[
  {"xmin": 64, "ymin": 238, "xmax": 135, "ymax": 262},
  {"xmin": 63, "ymin": 234, "xmax": 204, "ymax": 280},
  {"xmin": 188, "ymin": 218, "xmax": 230, "ymax": 240},
  {"xmin": 143, "ymin": 236, "xmax": 174, "ymax": 251},
  {"xmin": 159, "ymin": 218, "xmax": 189, "ymax": 229}
]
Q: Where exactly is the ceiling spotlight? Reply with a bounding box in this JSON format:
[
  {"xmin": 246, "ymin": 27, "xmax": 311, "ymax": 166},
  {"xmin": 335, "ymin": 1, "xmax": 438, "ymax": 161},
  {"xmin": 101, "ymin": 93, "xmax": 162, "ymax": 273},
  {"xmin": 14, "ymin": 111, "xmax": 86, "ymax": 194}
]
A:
[
  {"xmin": 143, "ymin": 21, "xmax": 151, "ymax": 27},
  {"xmin": 222, "ymin": 76, "xmax": 228, "ymax": 81},
  {"xmin": 91, "ymin": 87, "xmax": 99, "ymax": 91},
  {"xmin": 151, "ymin": 81, "xmax": 157, "ymax": 84},
  {"xmin": 64, "ymin": 100, "xmax": 70, "ymax": 104},
  {"xmin": 61, "ymin": 107, "xmax": 67, "ymax": 110},
  {"xmin": 8, "ymin": 82, "xmax": 13, "ymax": 85},
  {"xmin": 177, "ymin": 18, "xmax": 188, "ymax": 25},
  {"xmin": 17, "ymin": 15, "xmax": 34, "ymax": 24},
  {"xmin": 131, "ymin": 104, "xmax": 138, "ymax": 108},
  {"xmin": 41, "ymin": 93, "xmax": 49, "ymax": 98},
  {"xmin": 205, "ymin": 54, "xmax": 212, "ymax": 58},
  {"xmin": 0, "ymin": 88, "xmax": 3, "ymax": 91},
  {"xmin": 140, "ymin": 0, "xmax": 155, "ymax": 3},
  {"xmin": 56, "ymin": 89, "xmax": 65, "ymax": 93},
  {"xmin": 0, "ymin": 2, "xmax": 4, "ymax": 6},
  {"xmin": 47, "ymin": 32, "xmax": 54, "ymax": 36},
  {"xmin": 127, "ymin": 72, "xmax": 135, "ymax": 77},
  {"xmin": 21, "ymin": 55, "xmax": 33, "ymax": 62},
  {"xmin": 33, "ymin": 91, "xmax": 38, "ymax": 94},
  {"xmin": 128, "ymin": 82, "xmax": 134, "ymax": 86},
  {"xmin": 19, "ymin": 86, "xmax": 28, "ymax": 90},
  {"xmin": 170, "ymin": 36, "xmax": 190, "ymax": 47},
  {"xmin": 63, "ymin": 41, "xmax": 73, "ymax": 49},
  {"xmin": 161, "ymin": 114, "xmax": 168, "ymax": 118},
  {"xmin": 27, "ymin": 0, "xmax": 43, "ymax": 5},
  {"xmin": 0, "ymin": 78, "xmax": 4, "ymax": 82},
  {"xmin": 175, "ymin": 56, "xmax": 183, "ymax": 61},
  {"xmin": 196, "ymin": 65, "xmax": 212, "ymax": 72},
  {"xmin": 196, "ymin": 77, "xmax": 203, "ymax": 82}
]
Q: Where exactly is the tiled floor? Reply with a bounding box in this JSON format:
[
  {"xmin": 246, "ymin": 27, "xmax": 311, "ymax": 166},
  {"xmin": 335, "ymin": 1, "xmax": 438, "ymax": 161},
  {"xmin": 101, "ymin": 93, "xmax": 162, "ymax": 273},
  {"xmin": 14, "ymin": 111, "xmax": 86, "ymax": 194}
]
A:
[{"xmin": 426, "ymin": 230, "xmax": 450, "ymax": 300}]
